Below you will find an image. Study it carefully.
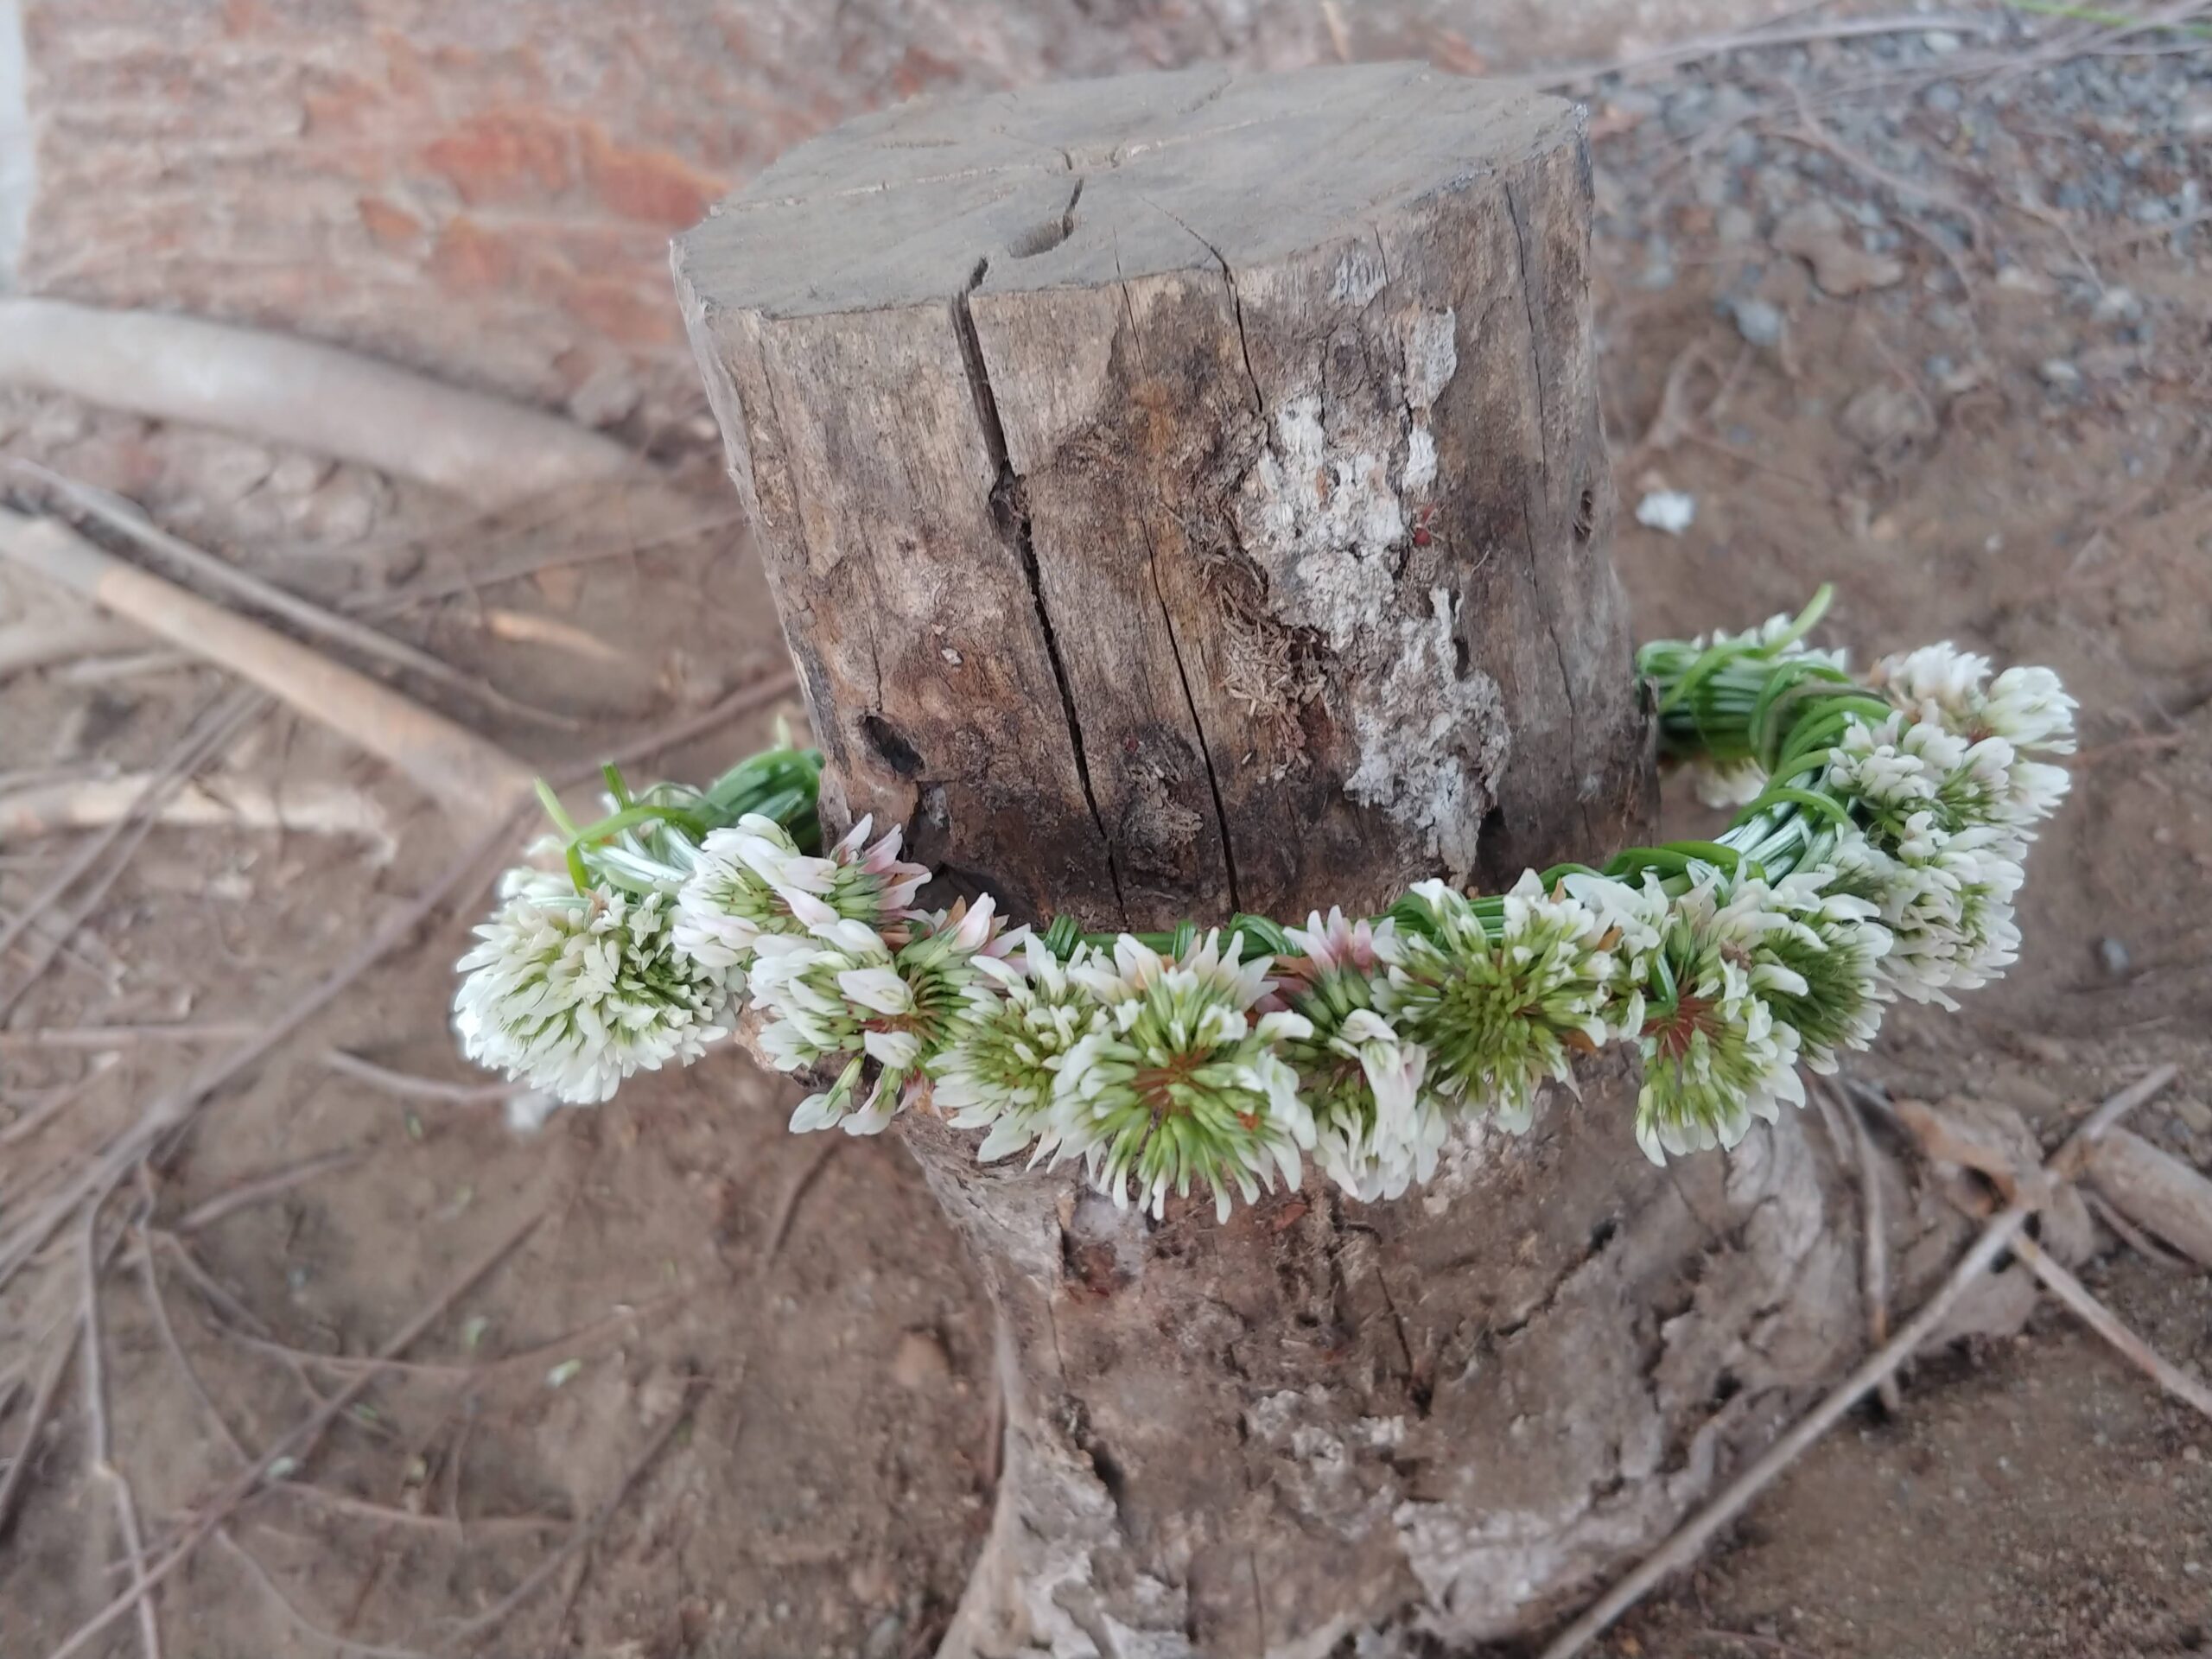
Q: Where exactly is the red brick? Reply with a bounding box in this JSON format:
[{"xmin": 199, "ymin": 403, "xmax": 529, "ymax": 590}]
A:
[
  {"xmin": 357, "ymin": 196, "xmax": 424, "ymax": 248},
  {"xmin": 422, "ymin": 108, "xmax": 575, "ymax": 206},
  {"xmin": 427, "ymin": 216, "xmax": 518, "ymax": 294},
  {"xmin": 581, "ymin": 128, "xmax": 726, "ymax": 228}
]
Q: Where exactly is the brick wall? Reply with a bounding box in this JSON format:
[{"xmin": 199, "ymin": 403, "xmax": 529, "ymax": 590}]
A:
[{"xmin": 15, "ymin": 0, "xmax": 1790, "ymax": 433}]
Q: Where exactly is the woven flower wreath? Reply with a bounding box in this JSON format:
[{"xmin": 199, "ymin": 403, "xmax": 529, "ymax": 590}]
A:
[{"xmin": 453, "ymin": 590, "xmax": 2074, "ymax": 1220}]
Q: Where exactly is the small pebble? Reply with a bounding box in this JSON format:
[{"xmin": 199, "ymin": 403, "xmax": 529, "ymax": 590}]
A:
[
  {"xmin": 1717, "ymin": 205, "xmax": 1757, "ymax": 245},
  {"xmin": 1924, "ymin": 29, "xmax": 1961, "ymax": 53},
  {"xmin": 892, "ymin": 1329, "xmax": 952, "ymax": 1389},
  {"xmin": 2038, "ymin": 359, "xmax": 2082, "ymax": 389},
  {"xmin": 2171, "ymin": 1096, "xmax": 2212, "ymax": 1135},
  {"xmin": 1924, "ymin": 82, "xmax": 1962, "ymax": 115},
  {"xmin": 1634, "ymin": 490, "xmax": 1697, "ymax": 536},
  {"xmin": 2094, "ymin": 287, "xmax": 2143, "ymax": 321},
  {"xmin": 1732, "ymin": 296, "xmax": 1784, "ymax": 347},
  {"xmin": 2097, "ymin": 937, "xmax": 2131, "ymax": 977}
]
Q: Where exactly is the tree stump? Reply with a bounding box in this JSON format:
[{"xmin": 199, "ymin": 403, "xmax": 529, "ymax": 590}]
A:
[{"xmin": 677, "ymin": 65, "xmax": 1872, "ymax": 1656}]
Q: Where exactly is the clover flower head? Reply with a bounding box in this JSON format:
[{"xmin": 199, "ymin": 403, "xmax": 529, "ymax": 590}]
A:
[
  {"xmin": 1631, "ymin": 874, "xmax": 1807, "ymax": 1165},
  {"xmin": 673, "ymin": 814, "xmax": 832, "ymax": 970},
  {"xmin": 1733, "ymin": 862, "xmax": 1893, "ymax": 1076},
  {"xmin": 1686, "ymin": 754, "xmax": 1769, "ymax": 810},
  {"xmin": 1826, "ymin": 713, "xmax": 1952, "ymax": 827},
  {"xmin": 454, "ymin": 878, "xmax": 734, "ymax": 1108},
  {"xmin": 1274, "ymin": 910, "xmax": 1442, "ymax": 1202},
  {"xmin": 1700, "ymin": 612, "xmax": 1849, "ymax": 669},
  {"xmin": 753, "ymin": 898, "xmax": 1026, "ymax": 1136},
  {"xmin": 934, "ymin": 936, "xmax": 1103, "ymax": 1163},
  {"xmin": 1052, "ymin": 931, "xmax": 1314, "ymax": 1221},
  {"xmin": 1381, "ymin": 873, "xmax": 1630, "ymax": 1135},
  {"xmin": 798, "ymin": 814, "xmax": 932, "ymax": 927},
  {"xmin": 1830, "ymin": 821, "xmax": 2023, "ymax": 1009},
  {"xmin": 1872, "ymin": 645, "xmax": 2077, "ymax": 754}
]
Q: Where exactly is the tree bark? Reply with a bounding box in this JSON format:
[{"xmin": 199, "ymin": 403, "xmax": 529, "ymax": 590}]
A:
[{"xmin": 676, "ymin": 65, "xmax": 1912, "ymax": 1656}]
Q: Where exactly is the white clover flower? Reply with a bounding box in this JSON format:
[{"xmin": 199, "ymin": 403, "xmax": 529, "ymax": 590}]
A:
[
  {"xmin": 1686, "ymin": 754, "xmax": 1769, "ymax": 810},
  {"xmin": 1826, "ymin": 713, "xmax": 1955, "ymax": 826},
  {"xmin": 675, "ymin": 812, "xmax": 929, "ymax": 973},
  {"xmin": 673, "ymin": 815, "xmax": 832, "ymax": 970},
  {"xmin": 1696, "ymin": 612, "xmax": 1849, "ymax": 669},
  {"xmin": 1630, "ymin": 874, "xmax": 1807, "ymax": 1165},
  {"xmin": 753, "ymin": 898, "xmax": 1025, "ymax": 1135},
  {"xmin": 1052, "ymin": 931, "xmax": 1314, "ymax": 1221},
  {"xmin": 1981, "ymin": 665, "xmax": 2077, "ymax": 753},
  {"xmin": 1871, "ymin": 645, "xmax": 2077, "ymax": 753},
  {"xmin": 1274, "ymin": 909, "xmax": 1444, "ymax": 1202},
  {"xmin": 1830, "ymin": 820, "xmax": 2023, "ymax": 1010},
  {"xmin": 454, "ymin": 876, "xmax": 734, "ymax": 1108},
  {"xmin": 1380, "ymin": 873, "xmax": 1634, "ymax": 1135},
  {"xmin": 1728, "ymin": 862, "xmax": 1893, "ymax": 1076},
  {"xmin": 934, "ymin": 937, "xmax": 1103, "ymax": 1164}
]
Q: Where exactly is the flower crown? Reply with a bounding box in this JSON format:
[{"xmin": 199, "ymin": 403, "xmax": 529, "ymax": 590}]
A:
[{"xmin": 452, "ymin": 589, "xmax": 2074, "ymax": 1220}]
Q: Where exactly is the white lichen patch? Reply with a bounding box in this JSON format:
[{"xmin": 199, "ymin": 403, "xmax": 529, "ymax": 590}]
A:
[
  {"xmin": 1250, "ymin": 392, "xmax": 1408, "ymax": 589},
  {"xmin": 1230, "ymin": 305, "xmax": 1500, "ymax": 873},
  {"xmin": 1344, "ymin": 590, "xmax": 1506, "ymax": 875},
  {"xmin": 1402, "ymin": 308, "xmax": 1459, "ymax": 410}
]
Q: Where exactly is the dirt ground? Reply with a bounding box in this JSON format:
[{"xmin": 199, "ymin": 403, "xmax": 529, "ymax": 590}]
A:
[{"xmin": 3, "ymin": 10, "xmax": 2211, "ymax": 1659}]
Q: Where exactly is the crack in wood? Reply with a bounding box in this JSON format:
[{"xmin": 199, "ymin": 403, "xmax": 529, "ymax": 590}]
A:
[
  {"xmin": 952, "ymin": 254, "xmax": 1129, "ymax": 921},
  {"xmin": 1139, "ymin": 193, "xmax": 1264, "ymax": 418},
  {"xmin": 1140, "ymin": 516, "xmax": 1244, "ymax": 916},
  {"xmin": 1503, "ymin": 175, "xmax": 1597, "ymax": 854}
]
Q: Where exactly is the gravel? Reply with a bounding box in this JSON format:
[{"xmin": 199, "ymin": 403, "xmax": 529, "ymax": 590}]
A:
[{"xmin": 1732, "ymin": 296, "xmax": 1784, "ymax": 348}]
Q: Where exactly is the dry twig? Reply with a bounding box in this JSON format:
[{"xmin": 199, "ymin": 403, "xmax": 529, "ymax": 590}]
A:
[
  {"xmin": 0, "ymin": 686, "xmax": 261, "ymax": 1009},
  {"xmin": 321, "ymin": 1050, "xmax": 526, "ymax": 1105},
  {"xmin": 0, "ymin": 774, "xmax": 398, "ymax": 858},
  {"xmin": 174, "ymin": 1149, "xmax": 365, "ymax": 1235},
  {"xmin": 39, "ymin": 1214, "xmax": 541, "ymax": 1659},
  {"xmin": 2009, "ymin": 1234, "xmax": 2212, "ymax": 1421},
  {"xmin": 0, "ymin": 510, "xmax": 535, "ymax": 823},
  {"xmin": 212, "ymin": 1528, "xmax": 434, "ymax": 1659},
  {"xmin": 79, "ymin": 1206, "xmax": 164, "ymax": 1659},
  {"xmin": 10, "ymin": 461, "xmax": 577, "ymax": 728},
  {"xmin": 438, "ymin": 1380, "xmax": 704, "ymax": 1646}
]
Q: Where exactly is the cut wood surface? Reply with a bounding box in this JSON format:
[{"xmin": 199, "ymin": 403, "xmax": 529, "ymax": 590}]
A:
[
  {"xmin": 683, "ymin": 67, "xmax": 1905, "ymax": 1657},
  {"xmin": 0, "ymin": 511, "xmax": 534, "ymax": 823},
  {"xmin": 0, "ymin": 300, "xmax": 634, "ymax": 507}
]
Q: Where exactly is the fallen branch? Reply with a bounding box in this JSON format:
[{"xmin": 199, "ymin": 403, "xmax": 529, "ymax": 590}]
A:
[
  {"xmin": 0, "ymin": 774, "xmax": 398, "ymax": 861},
  {"xmin": 0, "ymin": 511, "xmax": 536, "ymax": 823},
  {"xmin": 0, "ymin": 300, "xmax": 633, "ymax": 507},
  {"xmin": 1536, "ymin": 1065, "xmax": 2178, "ymax": 1659}
]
